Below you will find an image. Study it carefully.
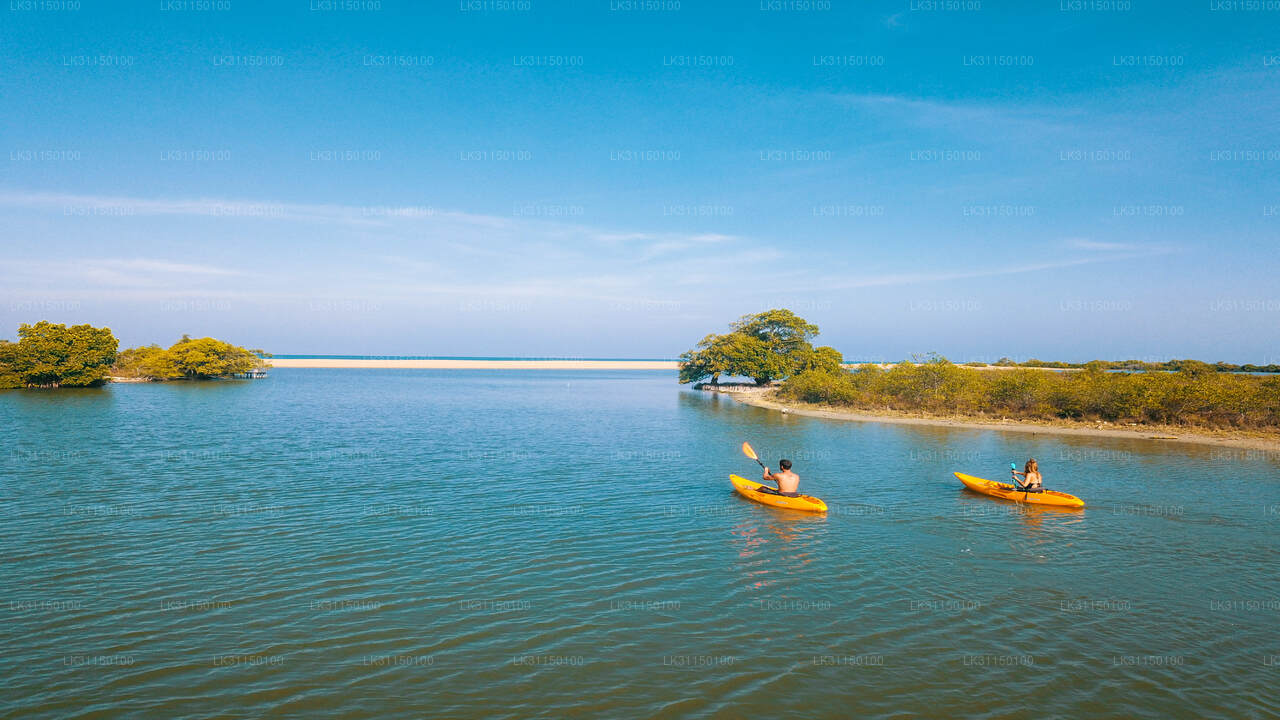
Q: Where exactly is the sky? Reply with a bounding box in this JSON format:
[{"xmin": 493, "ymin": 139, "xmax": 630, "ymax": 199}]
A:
[{"xmin": 1, "ymin": 1, "xmax": 1278, "ymax": 361}]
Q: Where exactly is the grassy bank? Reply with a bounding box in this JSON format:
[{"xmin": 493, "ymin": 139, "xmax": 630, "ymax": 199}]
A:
[{"xmin": 778, "ymin": 359, "xmax": 1280, "ymax": 433}]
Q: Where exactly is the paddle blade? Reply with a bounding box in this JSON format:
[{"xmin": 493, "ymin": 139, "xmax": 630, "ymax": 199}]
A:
[
  {"xmin": 1010, "ymin": 462, "xmax": 1017, "ymax": 470},
  {"xmin": 741, "ymin": 442, "xmax": 758, "ymax": 461}
]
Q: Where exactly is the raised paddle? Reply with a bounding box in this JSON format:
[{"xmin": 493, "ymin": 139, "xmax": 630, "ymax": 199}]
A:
[
  {"xmin": 743, "ymin": 441, "xmax": 781, "ymax": 495},
  {"xmin": 1011, "ymin": 461, "xmax": 1028, "ymax": 500},
  {"xmin": 741, "ymin": 441, "xmax": 767, "ymax": 471}
]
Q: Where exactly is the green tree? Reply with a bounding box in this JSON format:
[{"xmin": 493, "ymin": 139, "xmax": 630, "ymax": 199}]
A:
[
  {"xmin": 167, "ymin": 336, "xmax": 258, "ymax": 379},
  {"xmin": 731, "ymin": 309, "xmax": 819, "ymax": 357},
  {"xmin": 724, "ymin": 333, "xmax": 792, "ymax": 384},
  {"xmin": 1175, "ymin": 359, "xmax": 1215, "ymax": 378},
  {"xmin": 0, "ymin": 341, "xmax": 23, "ymax": 389},
  {"xmin": 11, "ymin": 321, "xmax": 118, "ymax": 387},
  {"xmin": 679, "ymin": 333, "xmax": 735, "ymax": 385},
  {"xmin": 678, "ymin": 332, "xmax": 792, "ymax": 385},
  {"xmin": 679, "ymin": 309, "xmax": 827, "ymax": 385},
  {"xmin": 112, "ymin": 344, "xmax": 183, "ymax": 380},
  {"xmin": 795, "ymin": 345, "xmax": 845, "ymax": 374}
]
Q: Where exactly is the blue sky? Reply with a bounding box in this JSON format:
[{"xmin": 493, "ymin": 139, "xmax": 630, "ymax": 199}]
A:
[{"xmin": 2, "ymin": 1, "xmax": 1278, "ymax": 361}]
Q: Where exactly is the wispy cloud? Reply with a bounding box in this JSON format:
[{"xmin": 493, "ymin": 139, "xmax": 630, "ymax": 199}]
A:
[
  {"xmin": 822, "ymin": 92, "xmax": 1079, "ymax": 136},
  {"xmin": 0, "ymin": 191, "xmax": 774, "ymax": 309},
  {"xmin": 1065, "ymin": 238, "xmax": 1138, "ymax": 251},
  {"xmin": 0, "ymin": 258, "xmax": 251, "ymax": 298},
  {"xmin": 96, "ymin": 258, "xmax": 244, "ymax": 276},
  {"xmin": 813, "ymin": 239, "xmax": 1172, "ymax": 291},
  {"xmin": 815, "ymin": 258, "xmax": 1098, "ymax": 291},
  {"xmin": 0, "ymin": 191, "xmax": 745, "ymax": 262},
  {"xmin": 0, "ymin": 191, "xmax": 508, "ymax": 229}
]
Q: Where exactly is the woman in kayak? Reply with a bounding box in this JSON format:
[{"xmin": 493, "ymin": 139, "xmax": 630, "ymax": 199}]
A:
[
  {"xmin": 1010, "ymin": 459, "xmax": 1044, "ymax": 493},
  {"xmin": 761, "ymin": 459, "xmax": 801, "ymax": 497}
]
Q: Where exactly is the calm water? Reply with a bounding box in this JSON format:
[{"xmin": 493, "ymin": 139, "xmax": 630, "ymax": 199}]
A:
[{"xmin": 2, "ymin": 370, "xmax": 1277, "ymax": 718}]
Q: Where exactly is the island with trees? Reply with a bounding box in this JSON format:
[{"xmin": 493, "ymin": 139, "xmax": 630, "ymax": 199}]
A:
[
  {"xmin": 680, "ymin": 309, "xmax": 1280, "ymax": 436},
  {"xmin": 0, "ymin": 321, "xmax": 269, "ymax": 389},
  {"xmin": 112, "ymin": 336, "xmax": 270, "ymax": 381}
]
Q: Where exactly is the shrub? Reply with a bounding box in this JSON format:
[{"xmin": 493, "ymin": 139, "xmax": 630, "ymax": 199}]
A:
[{"xmin": 778, "ymin": 356, "xmax": 1280, "ymax": 431}]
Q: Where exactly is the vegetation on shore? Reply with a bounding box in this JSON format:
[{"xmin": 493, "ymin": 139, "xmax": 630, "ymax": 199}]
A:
[
  {"xmin": 779, "ymin": 355, "xmax": 1280, "ymax": 432},
  {"xmin": 678, "ymin": 309, "xmax": 843, "ymax": 385},
  {"xmin": 969, "ymin": 357, "xmax": 1280, "ymax": 374},
  {"xmin": 0, "ymin": 321, "xmax": 269, "ymax": 388},
  {"xmin": 0, "ymin": 321, "xmax": 119, "ymax": 388},
  {"xmin": 112, "ymin": 336, "xmax": 269, "ymax": 381},
  {"xmin": 678, "ymin": 309, "xmax": 1280, "ymax": 432}
]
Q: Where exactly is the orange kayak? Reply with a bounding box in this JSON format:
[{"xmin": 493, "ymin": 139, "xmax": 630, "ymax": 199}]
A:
[
  {"xmin": 730, "ymin": 474, "xmax": 827, "ymax": 513},
  {"xmin": 955, "ymin": 472, "xmax": 1084, "ymax": 508}
]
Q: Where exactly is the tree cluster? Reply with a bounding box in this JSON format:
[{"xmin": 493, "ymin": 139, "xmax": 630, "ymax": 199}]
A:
[
  {"xmin": 678, "ymin": 309, "xmax": 843, "ymax": 385},
  {"xmin": 0, "ymin": 321, "xmax": 118, "ymax": 388},
  {"xmin": 0, "ymin": 321, "xmax": 269, "ymax": 388},
  {"xmin": 112, "ymin": 335, "xmax": 267, "ymax": 381}
]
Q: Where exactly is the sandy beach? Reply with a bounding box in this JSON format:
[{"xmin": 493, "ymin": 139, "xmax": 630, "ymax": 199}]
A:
[
  {"xmin": 268, "ymin": 358, "xmax": 678, "ymax": 370},
  {"xmin": 710, "ymin": 385, "xmax": 1280, "ymax": 453}
]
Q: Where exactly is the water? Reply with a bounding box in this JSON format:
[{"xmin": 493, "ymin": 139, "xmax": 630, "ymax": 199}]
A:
[{"xmin": 2, "ymin": 370, "xmax": 1277, "ymax": 718}]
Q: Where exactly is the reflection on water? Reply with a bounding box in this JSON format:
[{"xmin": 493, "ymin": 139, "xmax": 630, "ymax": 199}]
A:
[{"xmin": 0, "ymin": 372, "xmax": 1275, "ymax": 718}]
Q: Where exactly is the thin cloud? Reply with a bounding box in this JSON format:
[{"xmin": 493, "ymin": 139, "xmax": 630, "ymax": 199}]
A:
[
  {"xmin": 0, "ymin": 191, "xmax": 746, "ymax": 262},
  {"xmin": 1, "ymin": 257, "xmax": 250, "ymax": 293},
  {"xmin": 822, "ymin": 92, "xmax": 1079, "ymax": 135},
  {"xmin": 0, "ymin": 191, "xmax": 511, "ymax": 230},
  {"xmin": 97, "ymin": 258, "xmax": 245, "ymax": 276},
  {"xmin": 0, "ymin": 190, "xmax": 779, "ymax": 309},
  {"xmin": 817, "ymin": 258, "xmax": 1100, "ymax": 291},
  {"xmin": 814, "ymin": 237, "xmax": 1174, "ymax": 291},
  {"xmin": 1066, "ymin": 238, "xmax": 1138, "ymax": 251}
]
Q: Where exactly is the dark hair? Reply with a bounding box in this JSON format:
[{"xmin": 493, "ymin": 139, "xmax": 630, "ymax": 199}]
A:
[{"xmin": 779, "ymin": 459, "xmax": 792, "ymax": 470}]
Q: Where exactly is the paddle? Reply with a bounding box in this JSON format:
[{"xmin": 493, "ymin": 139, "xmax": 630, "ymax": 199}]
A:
[
  {"xmin": 741, "ymin": 441, "xmax": 767, "ymax": 472},
  {"xmin": 1011, "ymin": 461, "xmax": 1028, "ymax": 500},
  {"xmin": 742, "ymin": 441, "xmax": 784, "ymax": 496}
]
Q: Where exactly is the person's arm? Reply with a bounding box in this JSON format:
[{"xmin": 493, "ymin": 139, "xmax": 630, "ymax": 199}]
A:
[
  {"xmin": 1010, "ymin": 470, "xmax": 1027, "ymax": 488},
  {"xmin": 762, "ymin": 468, "xmax": 780, "ymax": 488}
]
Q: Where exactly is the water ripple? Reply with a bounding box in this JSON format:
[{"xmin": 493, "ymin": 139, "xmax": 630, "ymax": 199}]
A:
[{"xmin": 1, "ymin": 371, "xmax": 1276, "ymax": 717}]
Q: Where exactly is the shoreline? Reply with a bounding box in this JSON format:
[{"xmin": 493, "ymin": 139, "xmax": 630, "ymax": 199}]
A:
[
  {"xmin": 267, "ymin": 358, "xmax": 678, "ymax": 370},
  {"xmin": 708, "ymin": 385, "xmax": 1280, "ymax": 452}
]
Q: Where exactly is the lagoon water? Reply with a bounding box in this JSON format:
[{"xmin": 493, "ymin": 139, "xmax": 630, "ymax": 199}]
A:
[{"xmin": 2, "ymin": 370, "xmax": 1277, "ymax": 718}]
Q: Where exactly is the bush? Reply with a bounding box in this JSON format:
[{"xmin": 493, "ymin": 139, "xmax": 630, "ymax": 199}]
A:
[
  {"xmin": 778, "ymin": 356, "xmax": 1280, "ymax": 431},
  {"xmin": 112, "ymin": 345, "xmax": 182, "ymax": 380},
  {"xmin": 112, "ymin": 336, "xmax": 265, "ymax": 381},
  {"xmin": 3, "ymin": 321, "xmax": 118, "ymax": 388},
  {"xmin": 0, "ymin": 341, "xmax": 23, "ymax": 389}
]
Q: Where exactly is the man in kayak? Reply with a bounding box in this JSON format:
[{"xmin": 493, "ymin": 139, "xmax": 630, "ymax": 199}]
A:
[
  {"xmin": 760, "ymin": 459, "xmax": 801, "ymax": 497},
  {"xmin": 1010, "ymin": 458, "xmax": 1044, "ymax": 493}
]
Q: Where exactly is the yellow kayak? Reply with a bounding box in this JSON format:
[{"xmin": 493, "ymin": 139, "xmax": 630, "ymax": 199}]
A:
[
  {"xmin": 955, "ymin": 472, "xmax": 1085, "ymax": 508},
  {"xmin": 730, "ymin": 474, "xmax": 827, "ymax": 513}
]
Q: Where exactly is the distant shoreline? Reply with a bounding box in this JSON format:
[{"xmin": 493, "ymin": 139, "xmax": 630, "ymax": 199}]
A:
[
  {"xmin": 708, "ymin": 385, "xmax": 1280, "ymax": 452},
  {"xmin": 268, "ymin": 358, "xmax": 679, "ymax": 370}
]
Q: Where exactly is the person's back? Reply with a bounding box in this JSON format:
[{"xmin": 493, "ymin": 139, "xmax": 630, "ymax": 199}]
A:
[
  {"xmin": 1011, "ymin": 458, "xmax": 1043, "ymax": 492},
  {"xmin": 763, "ymin": 458, "xmax": 800, "ymax": 496}
]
